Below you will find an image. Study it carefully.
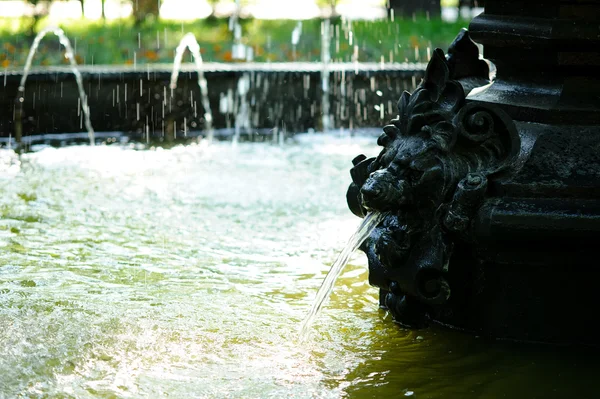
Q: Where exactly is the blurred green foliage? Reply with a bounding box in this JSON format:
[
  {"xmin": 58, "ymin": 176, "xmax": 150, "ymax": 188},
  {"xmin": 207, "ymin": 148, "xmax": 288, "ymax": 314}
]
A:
[{"xmin": 0, "ymin": 16, "xmax": 468, "ymax": 67}]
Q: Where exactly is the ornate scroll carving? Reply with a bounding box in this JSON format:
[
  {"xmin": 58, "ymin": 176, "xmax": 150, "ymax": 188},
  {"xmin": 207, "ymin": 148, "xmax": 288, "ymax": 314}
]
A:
[{"xmin": 347, "ymin": 30, "xmax": 520, "ymax": 327}]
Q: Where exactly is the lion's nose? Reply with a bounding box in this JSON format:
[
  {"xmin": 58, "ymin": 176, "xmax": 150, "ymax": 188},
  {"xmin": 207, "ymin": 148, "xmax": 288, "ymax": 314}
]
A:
[{"xmin": 361, "ymin": 186, "xmax": 381, "ymax": 198}]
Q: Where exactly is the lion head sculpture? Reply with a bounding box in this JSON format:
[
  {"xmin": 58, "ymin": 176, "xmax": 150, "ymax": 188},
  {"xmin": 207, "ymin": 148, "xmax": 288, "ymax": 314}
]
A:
[{"xmin": 347, "ymin": 30, "xmax": 520, "ymax": 327}]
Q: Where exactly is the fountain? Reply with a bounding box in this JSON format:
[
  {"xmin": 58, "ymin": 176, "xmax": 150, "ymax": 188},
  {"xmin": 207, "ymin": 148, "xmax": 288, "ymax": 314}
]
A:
[
  {"xmin": 1, "ymin": 3, "xmax": 600, "ymax": 397},
  {"xmin": 346, "ymin": 0, "xmax": 600, "ymax": 345},
  {"xmin": 170, "ymin": 33, "xmax": 215, "ymax": 142},
  {"xmin": 15, "ymin": 26, "xmax": 95, "ymax": 147},
  {"xmin": 1, "ymin": 61, "xmax": 423, "ymax": 144},
  {"xmin": 1, "ymin": 16, "xmax": 427, "ymax": 144}
]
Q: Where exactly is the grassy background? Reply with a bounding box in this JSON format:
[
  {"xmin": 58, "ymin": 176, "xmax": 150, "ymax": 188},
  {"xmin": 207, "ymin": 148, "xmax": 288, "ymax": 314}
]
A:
[{"xmin": 0, "ymin": 16, "xmax": 469, "ymax": 67}]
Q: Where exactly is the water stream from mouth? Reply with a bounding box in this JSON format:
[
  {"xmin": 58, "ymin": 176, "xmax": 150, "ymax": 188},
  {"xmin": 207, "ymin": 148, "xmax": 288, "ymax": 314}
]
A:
[{"xmin": 299, "ymin": 211, "xmax": 385, "ymax": 340}]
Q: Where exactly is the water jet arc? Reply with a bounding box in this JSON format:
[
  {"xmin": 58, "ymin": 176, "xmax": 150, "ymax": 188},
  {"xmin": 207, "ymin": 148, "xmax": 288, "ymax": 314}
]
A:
[
  {"xmin": 170, "ymin": 33, "xmax": 214, "ymax": 143},
  {"xmin": 17, "ymin": 26, "xmax": 95, "ymax": 146}
]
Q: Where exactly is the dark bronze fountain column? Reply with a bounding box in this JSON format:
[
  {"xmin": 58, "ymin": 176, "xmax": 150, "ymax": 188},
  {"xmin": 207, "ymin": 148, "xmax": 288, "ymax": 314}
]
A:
[
  {"xmin": 347, "ymin": 0, "xmax": 600, "ymax": 345},
  {"xmin": 469, "ymin": 0, "xmax": 600, "ymax": 125}
]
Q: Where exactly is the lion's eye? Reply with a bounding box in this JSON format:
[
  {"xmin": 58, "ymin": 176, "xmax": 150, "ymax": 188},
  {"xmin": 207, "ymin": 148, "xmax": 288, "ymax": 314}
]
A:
[{"xmin": 405, "ymin": 168, "xmax": 424, "ymax": 184}]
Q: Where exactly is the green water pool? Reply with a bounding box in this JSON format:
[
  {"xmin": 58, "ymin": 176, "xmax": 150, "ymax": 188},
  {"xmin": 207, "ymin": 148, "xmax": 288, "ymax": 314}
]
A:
[{"xmin": 0, "ymin": 139, "xmax": 597, "ymax": 398}]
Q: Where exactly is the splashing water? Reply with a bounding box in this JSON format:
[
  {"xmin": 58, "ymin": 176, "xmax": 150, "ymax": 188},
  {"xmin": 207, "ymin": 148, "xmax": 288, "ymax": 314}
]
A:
[
  {"xmin": 18, "ymin": 26, "xmax": 95, "ymax": 146},
  {"xmin": 170, "ymin": 33, "xmax": 214, "ymax": 142},
  {"xmin": 299, "ymin": 211, "xmax": 386, "ymax": 340},
  {"xmin": 233, "ymin": 73, "xmax": 250, "ymax": 145},
  {"xmin": 2, "ymin": 143, "xmax": 598, "ymax": 398},
  {"xmin": 291, "ymin": 21, "xmax": 303, "ymax": 60}
]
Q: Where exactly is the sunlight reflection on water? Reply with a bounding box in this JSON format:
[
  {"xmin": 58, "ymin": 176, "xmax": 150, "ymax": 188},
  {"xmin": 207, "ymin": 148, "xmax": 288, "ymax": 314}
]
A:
[{"xmin": 0, "ymin": 138, "xmax": 598, "ymax": 398}]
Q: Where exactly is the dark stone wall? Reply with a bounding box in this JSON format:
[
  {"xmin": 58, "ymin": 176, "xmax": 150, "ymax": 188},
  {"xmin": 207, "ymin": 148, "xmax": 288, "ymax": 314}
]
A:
[{"xmin": 0, "ymin": 66, "xmax": 424, "ymax": 143}]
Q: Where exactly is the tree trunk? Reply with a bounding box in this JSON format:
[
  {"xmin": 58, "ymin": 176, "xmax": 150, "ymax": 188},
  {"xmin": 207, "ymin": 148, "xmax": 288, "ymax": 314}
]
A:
[
  {"xmin": 134, "ymin": 0, "xmax": 160, "ymax": 26},
  {"xmin": 459, "ymin": 0, "xmax": 485, "ymax": 7},
  {"xmin": 388, "ymin": 0, "xmax": 441, "ymax": 18},
  {"xmin": 26, "ymin": 0, "xmax": 47, "ymax": 38}
]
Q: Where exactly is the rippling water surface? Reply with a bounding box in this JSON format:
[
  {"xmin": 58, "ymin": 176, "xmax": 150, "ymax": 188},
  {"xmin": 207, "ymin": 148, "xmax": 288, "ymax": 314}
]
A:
[{"xmin": 0, "ymin": 138, "xmax": 597, "ymax": 398}]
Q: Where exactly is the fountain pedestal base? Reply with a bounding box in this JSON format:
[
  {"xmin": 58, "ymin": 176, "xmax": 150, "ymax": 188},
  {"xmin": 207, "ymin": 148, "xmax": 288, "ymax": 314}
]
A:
[{"xmin": 347, "ymin": 0, "xmax": 600, "ymax": 345}]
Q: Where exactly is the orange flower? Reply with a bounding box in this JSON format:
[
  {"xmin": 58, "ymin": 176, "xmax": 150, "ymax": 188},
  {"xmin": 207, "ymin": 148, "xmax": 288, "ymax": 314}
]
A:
[
  {"xmin": 213, "ymin": 44, "xmax": 222, "ymax": 52},
  {"xmin": 222, "ymin": 51, "xmax": 232, "ymax": 61},
  {"xmin": 125, "ymin": 59, "xmax": 133, "ymax": 65},
  {"xmin": 144, "ymin": 50, "xmax": 159, "ymax": 61},
  {"xmin": 3, "ymin": 43, "xmax": 15, "ymax": 54},
  {"xmin": 1, "ymin": 59, "xmax": 10, "ymax": 68},
  {"xmin": 409, "ymin": 35, "xmax": 420, "ymax": 48}
]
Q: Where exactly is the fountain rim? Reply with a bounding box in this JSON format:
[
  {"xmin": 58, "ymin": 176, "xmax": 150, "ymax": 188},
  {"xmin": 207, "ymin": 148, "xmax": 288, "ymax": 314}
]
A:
[{"xmin": 0, "ymin": 61, "xmax": 428, "ymax": 77}]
